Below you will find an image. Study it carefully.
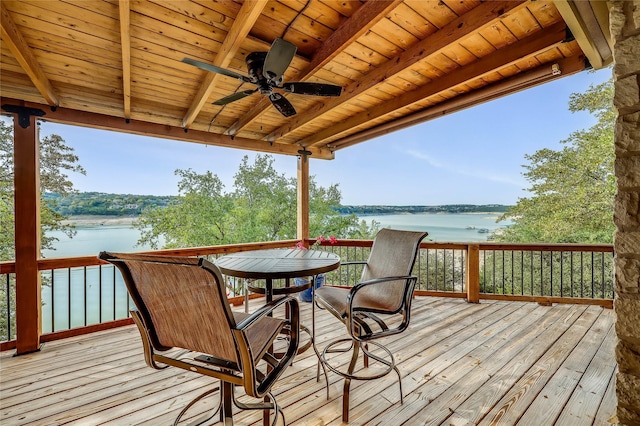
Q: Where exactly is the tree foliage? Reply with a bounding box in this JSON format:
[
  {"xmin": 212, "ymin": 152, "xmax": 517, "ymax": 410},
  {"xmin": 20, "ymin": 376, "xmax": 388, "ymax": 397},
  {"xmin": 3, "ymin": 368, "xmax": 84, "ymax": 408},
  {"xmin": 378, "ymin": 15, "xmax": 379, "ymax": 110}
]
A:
[
  {"xmin": 0, "ymin": 120, "xmax": 85, "ymax": 260},
  {"xmin": 135, "ymin": 154, "xmax": 379, "ymax": 249},
  {"xmin": 496, "ymin": 77, "xmax": 615, "ymax": 243}
]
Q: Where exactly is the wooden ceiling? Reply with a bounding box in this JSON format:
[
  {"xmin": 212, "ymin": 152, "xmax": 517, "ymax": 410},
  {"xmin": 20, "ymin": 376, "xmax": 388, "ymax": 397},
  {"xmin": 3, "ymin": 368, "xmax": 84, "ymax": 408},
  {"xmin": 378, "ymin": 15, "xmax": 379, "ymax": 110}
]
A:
[{"xmin": 1, "ymin": 0, "xmax": 590, "ymax": 160}]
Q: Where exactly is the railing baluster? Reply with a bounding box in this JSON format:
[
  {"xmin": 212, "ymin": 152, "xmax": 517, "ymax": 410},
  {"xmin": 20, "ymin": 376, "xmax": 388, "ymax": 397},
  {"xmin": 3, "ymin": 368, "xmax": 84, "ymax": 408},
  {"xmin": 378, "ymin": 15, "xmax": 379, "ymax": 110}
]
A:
[
  {"xmin": 83, "ymin": 267, "xmax": 88, "ymax": 327},
  {"xmin": 510, "ymin": 251, "xmax": 514, "ymax": 295},
  {"xmin": 51, "ymin": 270, "xmax": 55, "ymax": 332},
  {"xmin": 99, "ymin": 265, "xmax": 103, "ymax": 323},
  {"xmin": 113, "ymin": 268, "xmax": 117, "ymax": 321},
  {"xmin": 0, "ymin": 241, "xmax": 616, "ymax": 346},
  {"xmin": 5, "ymin": 274, "xmax": 11, "ymax": 340},
  {"xmin": 67, "ymin": 267, "xmax": 72, "ymax": 330},
  {"xmin": 580, "ymin": 252, "xmax": 584, "ymax": 298},
  {"xmin": 591, "ymin": 252, "xmax": 595, "ymax": 298},
  {"xmin": 560, "ymin": 251, "xmax": 564, "ymax": 297}
]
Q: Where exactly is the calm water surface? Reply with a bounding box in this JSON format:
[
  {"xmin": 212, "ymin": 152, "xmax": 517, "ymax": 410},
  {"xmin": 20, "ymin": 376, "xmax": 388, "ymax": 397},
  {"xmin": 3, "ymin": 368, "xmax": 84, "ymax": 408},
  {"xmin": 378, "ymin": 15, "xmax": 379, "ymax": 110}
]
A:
[
  {"xmin": 39, "ymin": 213, "xmax": 509, "ymax": 332},
  {"xmin": 43, "ymin": 212, "xmax": 510, "ymax": 258}
]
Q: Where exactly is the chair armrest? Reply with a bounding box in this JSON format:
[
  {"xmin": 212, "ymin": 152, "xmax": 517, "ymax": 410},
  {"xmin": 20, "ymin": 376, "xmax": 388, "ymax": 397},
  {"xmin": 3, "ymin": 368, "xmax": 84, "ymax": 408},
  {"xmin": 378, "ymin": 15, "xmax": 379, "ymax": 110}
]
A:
[
  {"xmin": 340, "ymin": 261, "xmax": 367, "ymax": 266},
  {"xmin": 234, "ymin": 296, "xmax": 298, "ymax": 330},
  {"xmin": 344, "ymin": 275, "xmax": 417, "ymax": 340},
  {"xmin": 349, "ymin": 275, "xmax": 416, "ymax": 298}
]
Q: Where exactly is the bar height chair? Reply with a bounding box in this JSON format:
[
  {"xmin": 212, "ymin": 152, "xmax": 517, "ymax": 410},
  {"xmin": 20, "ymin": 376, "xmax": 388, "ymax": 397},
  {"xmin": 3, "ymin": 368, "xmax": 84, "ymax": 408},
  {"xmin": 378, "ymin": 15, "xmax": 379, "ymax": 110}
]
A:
[
  {"xmin": 99, "ymin": 252, "xmax": 299, "ymax": 426},
  {"xmin": 312, "ymin": 228, "xmax": 428, "ymax": 422}
]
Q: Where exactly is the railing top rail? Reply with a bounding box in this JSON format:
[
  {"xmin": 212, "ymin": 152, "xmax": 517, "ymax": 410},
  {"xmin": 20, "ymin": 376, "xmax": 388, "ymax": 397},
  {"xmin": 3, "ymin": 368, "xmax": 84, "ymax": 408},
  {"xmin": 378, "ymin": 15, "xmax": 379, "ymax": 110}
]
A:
[
  {"xmin": 0, "ymin": 239, "xmax": 614, "ymax": 273},
  {"xmin": 475, "ymin": 242, "xmax": 614, "ymax": 252}
]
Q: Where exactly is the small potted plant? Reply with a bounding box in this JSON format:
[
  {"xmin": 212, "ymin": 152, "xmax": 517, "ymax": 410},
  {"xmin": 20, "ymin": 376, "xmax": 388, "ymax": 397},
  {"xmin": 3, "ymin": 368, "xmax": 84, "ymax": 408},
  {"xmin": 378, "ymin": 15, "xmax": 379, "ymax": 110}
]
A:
[{"xmin": 294, "ymin": 235, "xmax": 337, "ymax": 302}]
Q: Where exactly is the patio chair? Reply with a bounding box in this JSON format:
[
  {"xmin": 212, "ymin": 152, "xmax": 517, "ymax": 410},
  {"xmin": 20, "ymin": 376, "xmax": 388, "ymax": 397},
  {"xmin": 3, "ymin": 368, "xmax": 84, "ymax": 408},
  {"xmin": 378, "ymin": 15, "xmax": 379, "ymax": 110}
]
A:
[
  {"xmin": 312, "ymin": 228, "xmax": 428, "ymax": 422},
  {"xmin": 99, "ymin": 252, "xmax": 299, "ymax": 426}
]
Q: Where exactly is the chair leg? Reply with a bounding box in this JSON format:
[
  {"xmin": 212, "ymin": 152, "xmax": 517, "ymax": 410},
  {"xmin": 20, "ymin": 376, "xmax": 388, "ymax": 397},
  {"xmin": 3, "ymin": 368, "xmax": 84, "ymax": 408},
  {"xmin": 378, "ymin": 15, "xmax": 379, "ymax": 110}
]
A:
[
  {"xmin": 342, "ymin": 340, "xmax": 360, "ymax": 422},
  {"xmin": 393, "ymin": 363, "xmax": 404, "ymax": 404},
  {"xmin": 363, "ymin": 342, "xmax": 369, "ymax": 368},
  {"xmin": 173, "ymin": 385, "xmax": 221, "ymax": 426},
  {"xmin": 221, "ymin": 381, "xmax": 234, "ymax": 425},
  {"xmin": 343, "ymin": 377, "xmax": 352, "ymax": 423}
]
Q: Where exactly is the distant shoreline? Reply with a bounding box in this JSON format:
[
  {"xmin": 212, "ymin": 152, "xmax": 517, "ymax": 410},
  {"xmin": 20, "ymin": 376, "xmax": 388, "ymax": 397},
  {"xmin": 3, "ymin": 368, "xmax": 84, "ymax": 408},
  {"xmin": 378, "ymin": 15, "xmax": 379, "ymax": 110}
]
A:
[
  {"xmin": 62, "ymin": 211, "xmax": 506, "ymax": 228},
  {"xmin": 62, "ymin": 215, "xmax": 137, "ymax": 227}
]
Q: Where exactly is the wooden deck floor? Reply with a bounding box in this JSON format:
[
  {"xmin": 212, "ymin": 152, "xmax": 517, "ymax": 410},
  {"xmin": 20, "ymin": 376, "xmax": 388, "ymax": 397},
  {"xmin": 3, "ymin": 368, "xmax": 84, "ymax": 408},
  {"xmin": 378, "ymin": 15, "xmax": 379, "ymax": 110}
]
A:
[{"xmin": 1, "ymin": 297, "xmax": 618, "ymax": 425}]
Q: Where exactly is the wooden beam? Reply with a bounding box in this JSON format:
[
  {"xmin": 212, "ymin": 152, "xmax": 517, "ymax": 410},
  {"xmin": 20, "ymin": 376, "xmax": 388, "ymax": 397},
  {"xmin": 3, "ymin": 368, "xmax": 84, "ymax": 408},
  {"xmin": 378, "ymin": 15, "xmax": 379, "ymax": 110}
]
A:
[
  {"xmin": 181, "ymin": 0, "xmax": 266, "ymax": 129},
  {"xmin": 307, "ymin": 21, "xmax": 569, "ymax": 148},
  {"xmin": 12, "ymin": 114, "xmax": 42, "ymax": 354},
  {"xmin": 0, "ymin": 2, "xmax": 58, "ymax": 106},
  {"xmin": 119, "ymin": 0, "xmax": 132, "ymax": 118},
  {"xmin": 0, "ymin": 97, "xmax": 335, "ymax": 159},
  {"xmin": 225, "ymin": 0, "xmax": 404, "ymax": 137},
  {"xmin": 331, "ymin": 55, "xmax": 586, "ymax": 150},
  {"xmin": 265, "ymin": 0, "xmax": 528, "ymax": 143}
]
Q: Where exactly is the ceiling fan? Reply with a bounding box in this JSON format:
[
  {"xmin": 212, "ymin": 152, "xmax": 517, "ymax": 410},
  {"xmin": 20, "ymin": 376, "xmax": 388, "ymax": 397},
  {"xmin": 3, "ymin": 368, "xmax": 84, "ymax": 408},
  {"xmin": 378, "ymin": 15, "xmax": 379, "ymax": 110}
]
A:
[{"xmin": 182, "ymin": 38, "xmax": 343, "ymax": 117}]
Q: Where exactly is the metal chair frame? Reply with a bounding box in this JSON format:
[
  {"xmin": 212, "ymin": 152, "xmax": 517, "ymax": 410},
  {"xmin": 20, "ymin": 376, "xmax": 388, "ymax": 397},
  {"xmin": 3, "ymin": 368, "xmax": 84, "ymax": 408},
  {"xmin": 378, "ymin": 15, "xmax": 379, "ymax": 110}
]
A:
[
  {"xmin": 100, "ymin": 252, "xmax": 299, "ymax": 426},
  {"xmin": 310, "ymin": 229, "xmax": 428, "ymax": 422}
]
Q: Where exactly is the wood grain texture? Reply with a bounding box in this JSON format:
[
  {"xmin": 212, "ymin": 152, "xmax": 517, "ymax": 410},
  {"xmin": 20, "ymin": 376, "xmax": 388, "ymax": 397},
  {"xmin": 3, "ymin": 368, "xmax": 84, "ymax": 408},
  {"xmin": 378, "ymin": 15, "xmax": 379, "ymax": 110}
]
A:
[
  {"xmin": 0, "ymin": 297, "xmax": 616, "ymax": 425},
  {"xmin": 0, "ymin": 0, "xmax": 588, "ymax": 153}
]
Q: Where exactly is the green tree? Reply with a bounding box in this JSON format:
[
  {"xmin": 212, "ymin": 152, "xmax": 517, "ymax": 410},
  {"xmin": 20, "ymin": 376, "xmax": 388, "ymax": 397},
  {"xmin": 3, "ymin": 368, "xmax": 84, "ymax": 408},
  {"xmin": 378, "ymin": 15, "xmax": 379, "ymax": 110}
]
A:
[
  {"xmin": 0, "ymin": 121, "xmax": 86, "ymax": 260},
  {"xmin": 135, "ymin": 154, "xmax": 378, "ymax": 249},
  {"xmin": 1, "ymin": 120, "xmax": 85, "ymax": 341},
  {"xmin": 496, "ymin": 77, "xmax": 615, "ymax": 243}
]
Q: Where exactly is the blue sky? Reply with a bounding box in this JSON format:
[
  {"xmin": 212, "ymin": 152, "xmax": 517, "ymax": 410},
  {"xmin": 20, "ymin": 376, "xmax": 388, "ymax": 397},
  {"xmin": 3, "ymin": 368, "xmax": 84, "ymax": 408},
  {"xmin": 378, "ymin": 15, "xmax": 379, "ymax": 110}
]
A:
[{"xmin": 6, "ymin": 67, "xmax": 611, "ymax": 206}]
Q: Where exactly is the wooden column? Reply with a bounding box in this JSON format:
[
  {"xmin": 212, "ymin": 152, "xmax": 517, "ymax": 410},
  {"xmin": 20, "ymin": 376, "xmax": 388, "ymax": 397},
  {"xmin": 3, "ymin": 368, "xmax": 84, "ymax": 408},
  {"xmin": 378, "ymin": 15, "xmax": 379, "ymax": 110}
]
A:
[
  {"xmin": 296, "ymin": 153, "xmax": 310, "ymax": 242},
  {"xmin": 13, "ymin": 115, "xmax": 42, "ymax": 354},
  {"xmin": 466, "ymin": 244, "xmax": 480, "ymax": 303}
]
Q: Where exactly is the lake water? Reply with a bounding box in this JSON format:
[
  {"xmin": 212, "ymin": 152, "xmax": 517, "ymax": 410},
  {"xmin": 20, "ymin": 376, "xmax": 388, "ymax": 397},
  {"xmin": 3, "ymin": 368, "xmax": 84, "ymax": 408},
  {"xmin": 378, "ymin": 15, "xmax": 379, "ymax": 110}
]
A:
[
  {"xmin": 42, "ymin": 212, "xmax": 510, "ymax": 258},
  {"xmin": 37, "ymin": 212, "xmax": 509, "ymax": 332}
]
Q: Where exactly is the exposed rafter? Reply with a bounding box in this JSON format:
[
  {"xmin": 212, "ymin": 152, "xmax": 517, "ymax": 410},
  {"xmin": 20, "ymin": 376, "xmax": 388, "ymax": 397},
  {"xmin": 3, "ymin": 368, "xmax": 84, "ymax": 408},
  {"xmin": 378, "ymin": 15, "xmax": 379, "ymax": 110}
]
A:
[
  {"xmin": 0, "ymin": 1, "xmax": 58, "ymax": 106},
  {"xmin": 181, "ymin": 0, "xmax": 266, "ymax": 129},
  {"xmin": 119, "ymin": 0, "xmax": 132, "ymax": 118},
  {"xmin": 304, "ymin": 21, "xmax": 569, "ymax": 147},
  {"xmin": 265, "ymin": 0, "xmax": 528, "ymax": 144},
  {"xmin": 225, "ymin": 0, "xmax": 405, "ymax": 137}
]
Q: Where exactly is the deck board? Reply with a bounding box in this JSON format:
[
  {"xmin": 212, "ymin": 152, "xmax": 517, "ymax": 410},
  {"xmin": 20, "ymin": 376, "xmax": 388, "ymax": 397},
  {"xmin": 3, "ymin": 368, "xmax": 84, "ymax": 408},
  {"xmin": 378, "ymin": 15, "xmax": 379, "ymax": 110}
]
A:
[{"xmin": 0, "ymin": 297, "xmax": 617, "ymax": 425}]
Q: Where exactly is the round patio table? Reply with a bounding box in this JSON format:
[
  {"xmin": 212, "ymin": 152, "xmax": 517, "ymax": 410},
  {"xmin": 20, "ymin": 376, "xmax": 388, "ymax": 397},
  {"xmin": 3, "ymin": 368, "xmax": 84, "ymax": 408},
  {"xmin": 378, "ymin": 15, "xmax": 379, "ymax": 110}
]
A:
[
  {"xmin": 216, "ymin": 248, "xmax": 340, "ymax": 356},
  {"xmin": 215, "ymin": 248, "xmax": 340, "ymax": 302}
]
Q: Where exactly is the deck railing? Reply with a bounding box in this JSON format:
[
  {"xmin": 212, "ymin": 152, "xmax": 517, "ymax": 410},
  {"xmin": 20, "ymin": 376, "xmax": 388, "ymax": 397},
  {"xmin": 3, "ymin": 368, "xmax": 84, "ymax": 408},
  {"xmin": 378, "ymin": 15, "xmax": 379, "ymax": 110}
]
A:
[{"xmin": 0, "ymin": 240, "xmax": 614, "ymax": 349}]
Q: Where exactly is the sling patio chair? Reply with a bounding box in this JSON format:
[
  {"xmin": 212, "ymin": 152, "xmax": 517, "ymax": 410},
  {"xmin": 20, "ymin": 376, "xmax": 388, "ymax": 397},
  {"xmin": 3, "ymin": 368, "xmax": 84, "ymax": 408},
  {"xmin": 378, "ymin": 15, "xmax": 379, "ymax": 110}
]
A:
[
  {"xmin": 99, "ymin": 252, "xmax": 300, "ymax": 426},
  {"xmin": 311, "ymin": 228, "xmax": 428, "ymax": 422}
]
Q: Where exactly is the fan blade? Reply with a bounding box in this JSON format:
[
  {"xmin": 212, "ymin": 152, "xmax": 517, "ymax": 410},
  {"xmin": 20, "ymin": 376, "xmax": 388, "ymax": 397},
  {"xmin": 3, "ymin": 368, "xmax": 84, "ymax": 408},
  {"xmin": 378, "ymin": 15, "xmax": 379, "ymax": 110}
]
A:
[
  {"xmin": 213, "ymin": 90, "xmax": 257, "ymax": 106},
  {"xmin": 182, "ymin": 58, "xmax": 251, "ymax": 83},
  {"xmin": 269, "ymin": 93, "xmax": 296, "ymax": 117},
  {"xmin": 281, "ymin": 82, "xmax": 343, "ymax": 97},
  {"xmin": 263, "ymin": 38, "xmax": 297, "ymax": 84}
]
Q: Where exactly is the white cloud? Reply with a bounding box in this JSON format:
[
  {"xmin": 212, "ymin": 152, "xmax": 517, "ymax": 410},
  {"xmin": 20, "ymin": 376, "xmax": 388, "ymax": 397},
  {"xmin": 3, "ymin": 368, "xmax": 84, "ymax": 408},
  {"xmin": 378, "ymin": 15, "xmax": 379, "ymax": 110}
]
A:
[{"xmin": 405, "ymin": 149, "xmax": 525, "ymax": 187}]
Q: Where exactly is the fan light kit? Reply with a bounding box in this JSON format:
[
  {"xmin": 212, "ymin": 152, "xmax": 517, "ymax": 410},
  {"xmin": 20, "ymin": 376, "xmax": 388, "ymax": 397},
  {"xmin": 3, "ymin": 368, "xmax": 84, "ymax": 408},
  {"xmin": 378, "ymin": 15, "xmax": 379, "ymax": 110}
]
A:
[{"xmin": 183, "ymin": 38, "xmax": 343, "ymax": 117}]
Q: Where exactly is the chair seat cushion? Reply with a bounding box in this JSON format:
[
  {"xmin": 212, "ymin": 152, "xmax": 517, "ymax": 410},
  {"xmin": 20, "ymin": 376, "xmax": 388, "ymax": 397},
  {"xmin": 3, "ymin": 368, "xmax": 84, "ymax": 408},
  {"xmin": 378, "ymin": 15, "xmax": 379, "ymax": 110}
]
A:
[
  {"xmin": 233, "ymin": 312, "xmax": 286, "ymax": 362},
  {"xmin": 316, "ymin": 286, "xmax": 398, "ymax": 317}
]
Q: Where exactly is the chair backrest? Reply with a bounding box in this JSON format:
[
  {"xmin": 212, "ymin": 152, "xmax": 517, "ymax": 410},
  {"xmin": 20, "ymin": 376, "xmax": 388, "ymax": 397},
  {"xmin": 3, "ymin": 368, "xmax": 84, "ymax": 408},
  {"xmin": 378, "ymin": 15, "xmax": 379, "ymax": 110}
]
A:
[
  {"xmin": 100, "ymin": 252, "xmax": 240, "ymax": 365},
  {"xmin": 358, "ymin": 228, "xmax": 428, "ymax": 312}
]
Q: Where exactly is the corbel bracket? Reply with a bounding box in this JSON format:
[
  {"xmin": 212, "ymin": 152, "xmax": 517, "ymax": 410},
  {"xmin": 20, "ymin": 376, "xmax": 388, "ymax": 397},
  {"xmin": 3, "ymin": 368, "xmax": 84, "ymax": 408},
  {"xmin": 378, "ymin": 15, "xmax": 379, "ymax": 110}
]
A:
[{"xmin": 1, "ymin": 104, "xmax": 46, "ymax": 128}]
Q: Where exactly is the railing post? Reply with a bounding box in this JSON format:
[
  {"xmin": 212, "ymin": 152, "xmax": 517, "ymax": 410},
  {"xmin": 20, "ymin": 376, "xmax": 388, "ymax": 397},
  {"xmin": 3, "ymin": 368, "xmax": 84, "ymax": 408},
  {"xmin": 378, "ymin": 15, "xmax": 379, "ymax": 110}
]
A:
[{"xmin": 466, "ymin": 244, "xmax": 480, "ymax": 303}]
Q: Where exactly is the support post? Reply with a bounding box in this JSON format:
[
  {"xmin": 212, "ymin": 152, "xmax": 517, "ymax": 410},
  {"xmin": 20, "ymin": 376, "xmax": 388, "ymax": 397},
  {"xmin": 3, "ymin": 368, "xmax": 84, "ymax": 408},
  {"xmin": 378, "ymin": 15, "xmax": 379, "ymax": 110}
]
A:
[
  {"xmin": 12, "ymin": 113, "xmax": 42, "ymax": 354},
  {"xmin": 466, "ymin": 244, "xmax": 480, "ymax": 303},
  {"xmin": 296, "ymin": 152, "xmax": 310, "ymax": 244}
]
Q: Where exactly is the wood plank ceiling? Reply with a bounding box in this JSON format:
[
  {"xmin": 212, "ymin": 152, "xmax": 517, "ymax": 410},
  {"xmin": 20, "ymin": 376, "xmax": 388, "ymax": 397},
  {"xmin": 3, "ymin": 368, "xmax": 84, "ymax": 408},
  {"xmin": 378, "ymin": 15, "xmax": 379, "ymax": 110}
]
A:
[{"xmin": 1, "ymin": 0, "xmax": 587, "ymax": 160}]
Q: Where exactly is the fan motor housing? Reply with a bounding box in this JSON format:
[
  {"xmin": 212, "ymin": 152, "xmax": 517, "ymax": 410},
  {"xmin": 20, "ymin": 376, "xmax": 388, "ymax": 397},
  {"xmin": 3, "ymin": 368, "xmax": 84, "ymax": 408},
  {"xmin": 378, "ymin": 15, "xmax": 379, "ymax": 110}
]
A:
[{"xmin": 246, "ymin": 52, "xmax": 270, "ymax": 90}]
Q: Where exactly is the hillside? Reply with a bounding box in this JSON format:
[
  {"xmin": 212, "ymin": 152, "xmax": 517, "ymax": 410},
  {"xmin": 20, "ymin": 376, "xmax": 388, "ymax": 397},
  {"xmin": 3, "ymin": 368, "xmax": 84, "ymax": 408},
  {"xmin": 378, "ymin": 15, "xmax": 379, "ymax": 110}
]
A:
[{"xmin": 44, "ymin": 192, "xmax": 511, "ymax": 217}]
